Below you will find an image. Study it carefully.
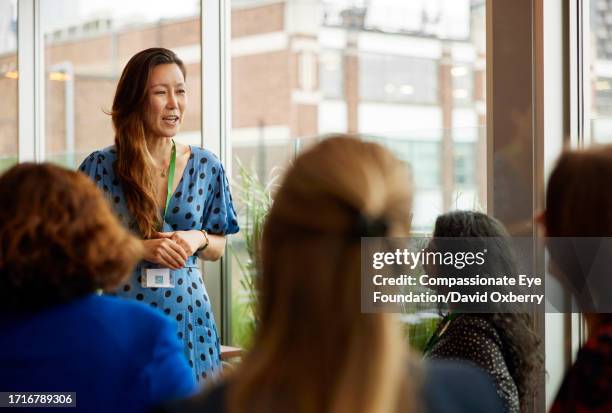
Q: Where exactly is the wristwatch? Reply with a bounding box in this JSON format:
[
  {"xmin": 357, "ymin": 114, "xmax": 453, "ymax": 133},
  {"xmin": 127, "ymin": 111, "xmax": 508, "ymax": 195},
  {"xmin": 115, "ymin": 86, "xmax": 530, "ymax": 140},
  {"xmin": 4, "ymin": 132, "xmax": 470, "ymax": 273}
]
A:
[{"xmin": 197, "ymin": 229, "xmax": 210, "ymax": 252}]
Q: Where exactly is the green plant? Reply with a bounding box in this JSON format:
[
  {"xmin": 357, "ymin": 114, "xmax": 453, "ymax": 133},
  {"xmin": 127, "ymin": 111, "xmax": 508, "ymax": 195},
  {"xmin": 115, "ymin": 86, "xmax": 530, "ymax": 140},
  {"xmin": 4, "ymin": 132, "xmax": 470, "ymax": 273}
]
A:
[
  {"xmin": 0, "ymin": 157, "xmax": 17, "ymax": 174},
  {"xmin": 228, "ymin": 159, "xmax": 441, "ymax": 352},
  {"xmin": 402, "ymin": 315, "xmax": 442, "ymax": 353},
  {"xmin": 230, "ymin": 160, "xmax": 276, "ymax": 348}
]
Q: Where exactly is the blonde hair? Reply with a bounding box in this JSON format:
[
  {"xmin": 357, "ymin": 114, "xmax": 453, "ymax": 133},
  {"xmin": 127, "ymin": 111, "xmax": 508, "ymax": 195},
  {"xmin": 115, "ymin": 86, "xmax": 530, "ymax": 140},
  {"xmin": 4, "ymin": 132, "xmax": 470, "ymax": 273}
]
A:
[{"xmin": 228, "ymin": 135, "xmax": 416, "ymax": 413}]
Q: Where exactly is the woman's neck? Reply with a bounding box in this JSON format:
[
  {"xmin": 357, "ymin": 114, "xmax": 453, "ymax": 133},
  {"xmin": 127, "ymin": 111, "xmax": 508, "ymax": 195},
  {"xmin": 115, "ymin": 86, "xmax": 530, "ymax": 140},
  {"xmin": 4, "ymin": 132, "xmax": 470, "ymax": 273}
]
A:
[{"xmin": 145, "ymin": 136, "xmax": 173, "ymax": 165}]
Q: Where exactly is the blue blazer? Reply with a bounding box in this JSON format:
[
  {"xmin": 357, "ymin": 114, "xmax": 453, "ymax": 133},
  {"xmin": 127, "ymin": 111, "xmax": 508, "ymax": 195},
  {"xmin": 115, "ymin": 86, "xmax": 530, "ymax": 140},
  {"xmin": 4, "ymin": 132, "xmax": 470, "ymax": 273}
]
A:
[{"xmin": 0, "ymin": 294, "xmax": 197, "ymax": 412}]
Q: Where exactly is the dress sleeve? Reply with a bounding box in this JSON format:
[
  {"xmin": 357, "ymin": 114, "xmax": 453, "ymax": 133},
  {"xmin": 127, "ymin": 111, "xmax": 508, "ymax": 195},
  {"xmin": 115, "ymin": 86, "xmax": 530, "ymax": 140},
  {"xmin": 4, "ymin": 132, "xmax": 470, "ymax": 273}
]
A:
[
  {"xmin": 203, "ymin": 161, "xmax": 239, "ymax": 235},
  {"xmin": 78, "ymin": 151, "xmax": 103, "ymax": 187}
]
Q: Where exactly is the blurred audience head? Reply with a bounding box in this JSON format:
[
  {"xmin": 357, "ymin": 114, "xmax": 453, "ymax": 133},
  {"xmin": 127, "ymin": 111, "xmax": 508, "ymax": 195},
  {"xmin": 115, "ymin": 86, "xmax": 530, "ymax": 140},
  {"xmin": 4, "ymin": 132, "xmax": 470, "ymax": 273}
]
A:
[
  {"xmin": 431, "ymin": 210, "xmax": 517, "ymax": 283},
  {"xmin": 231, "ymin": 135, "xmax": 414, "ymax": 413},
  {"xmin": 544, "ymin": 144, "xmax": 612, "ymax": 320},
  {"xmin": 429, "ymin": 211, "xmax": 518, "ymax": 306},
  {"xmin": 0, "ymin": 163, "xmax": 142, "ymax": 311},
  {"xmin": 545, "ymin": 145, "xmax": 612, "ymax": 237}
]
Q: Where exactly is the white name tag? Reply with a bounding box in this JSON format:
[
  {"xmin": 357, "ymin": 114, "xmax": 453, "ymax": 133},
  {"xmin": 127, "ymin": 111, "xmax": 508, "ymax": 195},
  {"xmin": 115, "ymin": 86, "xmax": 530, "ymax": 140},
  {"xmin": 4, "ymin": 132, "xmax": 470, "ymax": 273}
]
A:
[{"xmin": 141, "ymin": 268, "xmax": 174, "ymax": 288}]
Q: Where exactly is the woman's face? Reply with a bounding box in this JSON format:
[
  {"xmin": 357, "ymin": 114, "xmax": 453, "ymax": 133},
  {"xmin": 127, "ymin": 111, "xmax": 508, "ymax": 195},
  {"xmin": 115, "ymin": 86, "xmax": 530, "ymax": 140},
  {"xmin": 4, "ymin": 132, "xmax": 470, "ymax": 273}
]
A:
[{"xmin": 144, "ymin": 63, "xmax": 187, "ymax": 139}]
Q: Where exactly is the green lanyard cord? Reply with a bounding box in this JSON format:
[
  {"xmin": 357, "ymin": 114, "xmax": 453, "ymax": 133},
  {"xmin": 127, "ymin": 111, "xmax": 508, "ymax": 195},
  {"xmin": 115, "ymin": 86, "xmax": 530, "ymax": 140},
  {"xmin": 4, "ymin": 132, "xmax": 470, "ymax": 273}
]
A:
[{"xmin": 163, "ymin": 139, "xmax": 177, "ymax": 219}]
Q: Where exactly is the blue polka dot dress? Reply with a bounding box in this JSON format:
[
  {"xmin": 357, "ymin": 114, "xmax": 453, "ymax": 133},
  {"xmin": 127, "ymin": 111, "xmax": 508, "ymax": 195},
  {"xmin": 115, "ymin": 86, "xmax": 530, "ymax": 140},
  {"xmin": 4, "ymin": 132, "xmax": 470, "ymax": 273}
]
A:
[{"xmin": 79, "ymin": 145, "xmax": 239, "ymax": 384}]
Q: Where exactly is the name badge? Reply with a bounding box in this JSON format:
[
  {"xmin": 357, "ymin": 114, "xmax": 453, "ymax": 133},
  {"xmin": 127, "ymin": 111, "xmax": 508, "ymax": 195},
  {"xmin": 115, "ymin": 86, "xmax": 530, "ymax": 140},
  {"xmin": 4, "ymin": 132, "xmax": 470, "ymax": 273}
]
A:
[{"xmin": 141, "ymin": 268, "xmax": 174, "ymax": 288}]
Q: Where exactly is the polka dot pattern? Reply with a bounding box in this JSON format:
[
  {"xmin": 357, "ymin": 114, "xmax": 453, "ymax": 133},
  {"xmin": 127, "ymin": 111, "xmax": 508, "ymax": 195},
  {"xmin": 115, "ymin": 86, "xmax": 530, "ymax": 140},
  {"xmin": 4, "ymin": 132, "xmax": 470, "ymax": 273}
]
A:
[
  {"xmin": 426, "ymin": 315, "xmax": 520, "ymax": 413},
  {"xmin": 78, "ymin": 145, "xmax": 239, "ymax": 384}
]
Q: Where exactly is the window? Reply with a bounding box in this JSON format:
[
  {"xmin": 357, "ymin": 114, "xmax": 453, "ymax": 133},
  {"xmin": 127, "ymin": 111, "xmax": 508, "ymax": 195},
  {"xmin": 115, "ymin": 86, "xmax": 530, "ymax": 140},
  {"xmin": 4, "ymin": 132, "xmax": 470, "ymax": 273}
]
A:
[
  {"xmin": 591, "ymin": 0, "xmax": 612, "ymax": 143},
  {"xmin": 0, "ymin": 0, "xmax": 17, "ymax": 172},
  {"xmin": 228, "ymin": 0, "xmax": 486, "ymax": 348},
  {"xmin": 360, "ymin": 54, "xmax": 438, "ymax": 104},
  {"xmin": 320, "ymin": 50, "xmax": 343, "ymax": 99},
  {"xmin": 453, "ymin": 142, "xmax": 475, "ymax": 187},
  {"xmin": 41, "ymin": 0, "xmax": 201, "ymax": 168}
]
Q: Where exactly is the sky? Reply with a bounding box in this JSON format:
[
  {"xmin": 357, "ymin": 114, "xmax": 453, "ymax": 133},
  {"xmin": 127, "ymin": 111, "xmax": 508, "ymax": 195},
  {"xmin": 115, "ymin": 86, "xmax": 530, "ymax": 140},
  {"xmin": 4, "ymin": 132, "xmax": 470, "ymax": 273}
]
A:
[
  {"xmin": 40, "ymin": 0, "xmax": 199, "ymax": 33},
  {"xmin": 36, "ymin": 0, "xmax": 471, "ymax": 39}
]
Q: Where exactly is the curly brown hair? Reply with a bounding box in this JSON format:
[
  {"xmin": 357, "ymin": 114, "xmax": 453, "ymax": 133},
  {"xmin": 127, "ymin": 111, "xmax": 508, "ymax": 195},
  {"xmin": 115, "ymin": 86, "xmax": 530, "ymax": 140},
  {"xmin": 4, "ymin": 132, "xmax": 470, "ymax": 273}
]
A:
[{"xmin": 0, "ymin": 163, "xmax": 143, "ymax": 311}]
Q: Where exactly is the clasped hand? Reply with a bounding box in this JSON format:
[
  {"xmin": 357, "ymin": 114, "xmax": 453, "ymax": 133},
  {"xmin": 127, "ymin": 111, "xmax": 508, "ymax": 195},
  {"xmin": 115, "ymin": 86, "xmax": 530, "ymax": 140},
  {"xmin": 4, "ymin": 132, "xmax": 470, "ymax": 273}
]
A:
[{"xmin": 142, "ymin": 230, "xmax": 205, "ymax": 269}]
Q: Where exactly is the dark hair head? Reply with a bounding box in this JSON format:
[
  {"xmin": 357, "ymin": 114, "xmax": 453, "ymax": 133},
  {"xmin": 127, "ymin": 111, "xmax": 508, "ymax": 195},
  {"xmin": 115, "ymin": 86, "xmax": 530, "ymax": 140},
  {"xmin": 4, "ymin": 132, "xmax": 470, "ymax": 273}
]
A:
[
  {"xmin": 112, "ymin": 47, "xmax": 186, "ymax": 238},
  {"xmin": 434, "ymin": 210, "xmax": 510, "ymax": 238},
  {"xmin": 545, "ymin": 145, "xmax": 612, "ymax": 237},
  {"xmin": 112, "ymin": 47, "xmax": 186, "ymax": 126},
  {"xmin": 545, "ymin": 145, "xmax": 612, "ymax": 321},
  {"xmin": 431, "ymin": 211, "xmax": 518, "ymax": 300},
  {"xmin": 0, "ymin": 163, "xmax": 143, "ymax": 311},
  {"xmin": 433, "ymin": 210, "xmax": 543, "ymax": 410}
]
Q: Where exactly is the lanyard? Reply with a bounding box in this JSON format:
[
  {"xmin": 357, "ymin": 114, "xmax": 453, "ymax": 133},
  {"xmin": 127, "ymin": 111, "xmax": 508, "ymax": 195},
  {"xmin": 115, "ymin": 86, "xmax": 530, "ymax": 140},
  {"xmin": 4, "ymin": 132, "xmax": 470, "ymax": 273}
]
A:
[{"xmin": 163, "ymin": 139, "xmax": 177, "ymax": 219}]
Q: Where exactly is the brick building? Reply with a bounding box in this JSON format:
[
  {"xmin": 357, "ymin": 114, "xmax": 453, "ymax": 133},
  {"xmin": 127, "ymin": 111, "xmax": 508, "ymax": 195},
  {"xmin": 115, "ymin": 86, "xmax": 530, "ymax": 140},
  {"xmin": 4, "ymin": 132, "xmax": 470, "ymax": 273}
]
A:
[{"xmin": 0, "ymin": 0, "xmax": 487, "ymax": 229}]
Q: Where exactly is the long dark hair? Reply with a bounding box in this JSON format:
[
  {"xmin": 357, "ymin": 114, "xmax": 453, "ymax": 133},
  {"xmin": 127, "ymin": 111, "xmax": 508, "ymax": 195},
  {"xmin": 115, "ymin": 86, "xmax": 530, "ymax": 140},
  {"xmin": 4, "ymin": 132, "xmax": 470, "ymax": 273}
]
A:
[
  {"xmin": 433, "ymin": 210, "xmax": 543, "ymax": 410},
  {"xmin": 111, "ymin": 47, "xmax": 186, "ymax": 238}
]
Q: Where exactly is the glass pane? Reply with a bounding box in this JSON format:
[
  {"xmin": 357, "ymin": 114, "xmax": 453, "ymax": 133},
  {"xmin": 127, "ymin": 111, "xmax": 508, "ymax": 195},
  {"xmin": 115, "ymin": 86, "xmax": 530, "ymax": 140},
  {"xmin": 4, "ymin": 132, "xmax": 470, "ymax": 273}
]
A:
[
  {"xmin": 590, "ymin": 0, "xmax": 612, "ymax": 143},
  {"xmin": 0, "ymin": 0, "xmax": 18, "ymax": 172},
  {"xmin": 41, "ymin": 0, "xmax": 201, "ymax": 168},
  {"xmin": 229, "ymin": 0, "xmax": 486, "ymax": 348}
]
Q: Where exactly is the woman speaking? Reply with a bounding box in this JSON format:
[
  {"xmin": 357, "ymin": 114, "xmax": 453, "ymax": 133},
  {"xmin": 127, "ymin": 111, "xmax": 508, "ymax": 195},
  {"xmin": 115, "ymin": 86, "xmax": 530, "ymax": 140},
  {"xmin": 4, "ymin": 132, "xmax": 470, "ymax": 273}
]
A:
[{"xmin": 80, "ymin": 47, "xmax": 239, "ymax": 383}]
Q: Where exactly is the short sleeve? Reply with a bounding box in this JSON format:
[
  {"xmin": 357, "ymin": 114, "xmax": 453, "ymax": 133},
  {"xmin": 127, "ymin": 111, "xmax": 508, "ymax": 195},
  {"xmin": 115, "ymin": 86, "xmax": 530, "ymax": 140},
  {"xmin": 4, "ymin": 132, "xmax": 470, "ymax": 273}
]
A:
[
  {"xmin": 78, "ymin": 151, "xmax": 103, "ymax": 183},
  {"xmin": 203, "ymin": 162, "xmax": 239, "ymax": 235},
  {"xmin": 78, "ymin": 150, "xmax": 118, "ymax": 203}
]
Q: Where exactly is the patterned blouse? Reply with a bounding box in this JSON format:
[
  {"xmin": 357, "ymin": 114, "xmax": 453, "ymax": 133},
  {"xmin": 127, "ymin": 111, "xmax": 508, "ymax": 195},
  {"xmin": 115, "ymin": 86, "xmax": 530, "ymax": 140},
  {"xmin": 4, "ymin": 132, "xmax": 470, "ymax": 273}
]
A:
[{"xmin": 424, "ymin": 314, "xmax": 520, "ymax": 413}]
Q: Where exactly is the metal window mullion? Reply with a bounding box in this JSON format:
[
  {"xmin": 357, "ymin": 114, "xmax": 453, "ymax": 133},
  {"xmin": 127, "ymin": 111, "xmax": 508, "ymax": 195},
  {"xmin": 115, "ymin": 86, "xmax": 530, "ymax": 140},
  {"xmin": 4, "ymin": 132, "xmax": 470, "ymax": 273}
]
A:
[
  {"xmin": 575, "ymin": 0, "xmax": 590, "ymax": 360},
  {"xmin": 569, "ymin": 0, "xmax": 580, "ymax": 146},
  {"xmin": 17, "ymin": 0, "xmax": 35, "ymax": 162},
  {"xmin": 581, "ymin": 0, "xmax": 592, "ymax": 146},
  {"xmin": 34, "ymin": 0, "xmax": 45, "ymax": 161},
  {"xmin": 17, "ymin": 0, "xmax": 45, "ymax": 163},
  {"xmin": 219, "ymin": 0, "xmax": 233, "ymax": 346},
  {"xmin": 202, "ymin": 0, "xmax": 233, "ymax": 345},
  {"xmin": 572, "ymin": 0, "xmax": 592, "ymax": 148},
  {"xmin": 487, "ymin": 1, "xmax": 546, "ymax": 410}
]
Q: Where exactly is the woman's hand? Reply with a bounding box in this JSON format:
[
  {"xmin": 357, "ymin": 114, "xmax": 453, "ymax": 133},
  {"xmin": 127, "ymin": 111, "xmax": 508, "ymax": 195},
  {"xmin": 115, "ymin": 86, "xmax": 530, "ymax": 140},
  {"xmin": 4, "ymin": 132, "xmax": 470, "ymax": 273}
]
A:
[
  {"xmin": 142, "ymin": 234, "xmax": 190, "ymax": 269},
  {"xmin": 157, "ymin": 230, "xmax": 206, "ymax": 257}
]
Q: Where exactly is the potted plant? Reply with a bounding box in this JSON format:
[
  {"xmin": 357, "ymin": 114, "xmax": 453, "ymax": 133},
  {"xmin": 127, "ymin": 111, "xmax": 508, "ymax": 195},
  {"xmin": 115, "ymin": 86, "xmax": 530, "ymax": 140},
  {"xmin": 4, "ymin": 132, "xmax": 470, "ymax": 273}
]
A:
[{"xmin": 230, "ymin": 161, "xmax": 277, "ymax": 348}]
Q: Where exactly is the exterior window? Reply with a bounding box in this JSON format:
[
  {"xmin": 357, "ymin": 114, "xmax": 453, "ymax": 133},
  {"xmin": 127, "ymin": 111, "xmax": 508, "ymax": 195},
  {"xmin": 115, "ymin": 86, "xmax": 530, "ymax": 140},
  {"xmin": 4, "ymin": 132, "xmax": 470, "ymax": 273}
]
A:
[{"xmin": 0, "ymin": 0, "xmax": 18, "ymax": 172}]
